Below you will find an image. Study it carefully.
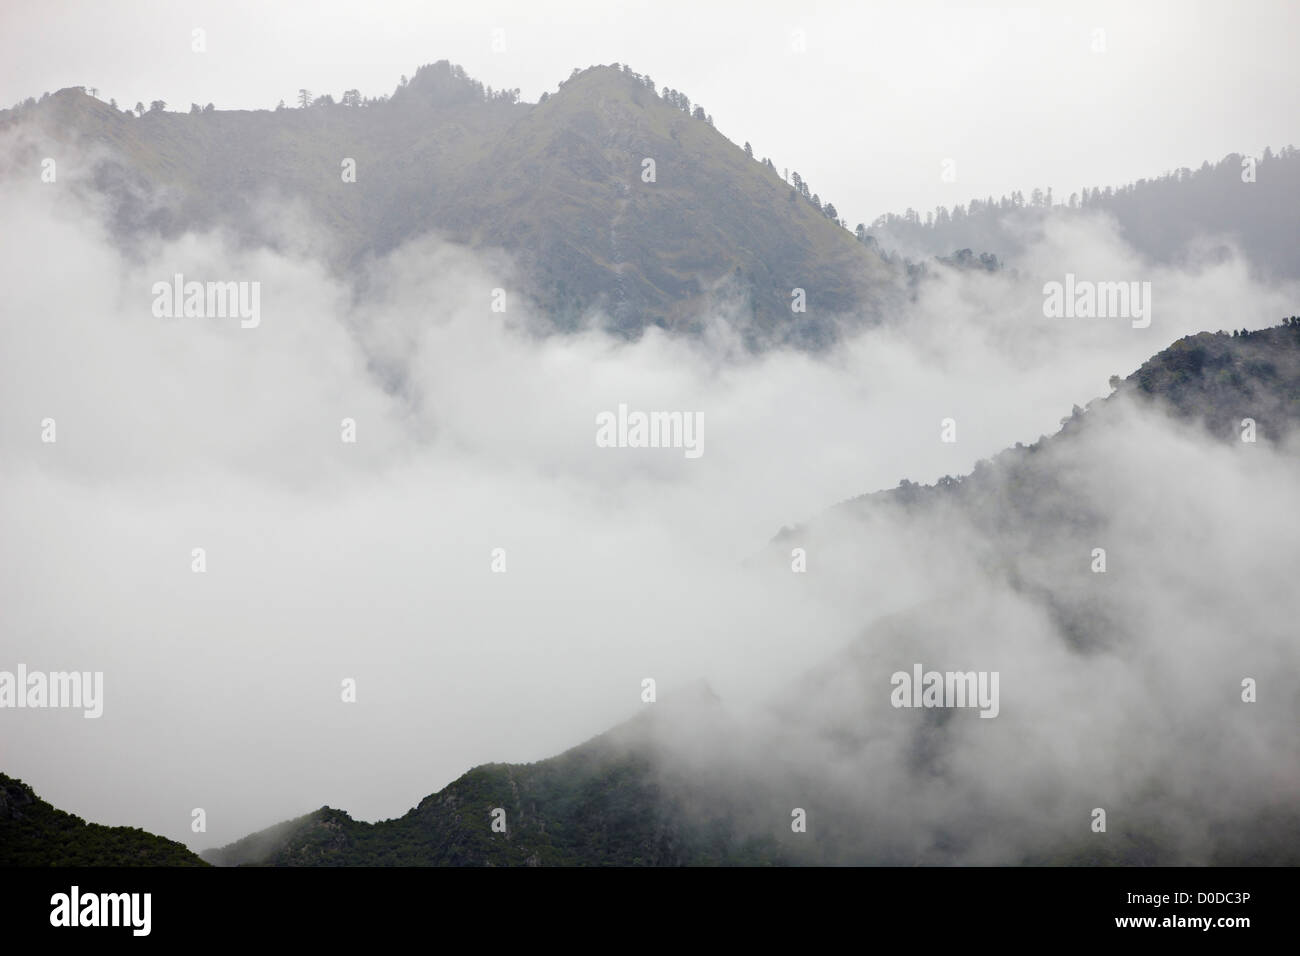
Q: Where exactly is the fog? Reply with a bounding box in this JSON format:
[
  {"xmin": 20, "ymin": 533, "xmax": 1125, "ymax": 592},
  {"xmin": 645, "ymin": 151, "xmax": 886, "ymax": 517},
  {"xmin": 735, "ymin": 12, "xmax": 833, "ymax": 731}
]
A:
[
  {"xmin": 694, "ymin": 399, "xmax": 1300, "ymax": 863},
  {"xmin": 1, "ymin": 131, "xmax": 1297, "ymax": 856}
]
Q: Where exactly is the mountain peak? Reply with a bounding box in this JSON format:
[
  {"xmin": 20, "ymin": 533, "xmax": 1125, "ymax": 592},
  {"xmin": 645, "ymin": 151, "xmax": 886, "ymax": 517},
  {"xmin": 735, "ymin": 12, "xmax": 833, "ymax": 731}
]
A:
[{"xmin": 6, "ymin": 60, "xmax": 896, "ymax": 348}]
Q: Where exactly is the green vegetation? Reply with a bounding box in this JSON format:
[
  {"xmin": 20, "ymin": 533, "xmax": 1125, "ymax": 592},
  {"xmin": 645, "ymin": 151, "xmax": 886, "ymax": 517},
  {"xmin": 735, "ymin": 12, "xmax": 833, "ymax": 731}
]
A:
[
  {"xmin": 0, "ymin": 773, "xmax": 207, "ymax": 866},
  {"xmin": 868, "ymin": 147, "xmax": 1300, "ymax": 280},
  {"xmin": 831, "ymin": 318, "xmax": 1300, "ymax": 524},
  {"xmin": 3, "ymin": 61, "xmax": 893, "ymax": 349},
  {"xmin": 205, "ymin": 717, "xmax": 787, "ymax": 867}
]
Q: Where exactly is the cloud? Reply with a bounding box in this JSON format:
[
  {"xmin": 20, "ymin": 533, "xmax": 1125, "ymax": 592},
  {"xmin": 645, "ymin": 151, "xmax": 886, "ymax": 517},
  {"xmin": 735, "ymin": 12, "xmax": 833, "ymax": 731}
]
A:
[
  {"xmin": 707, "ymin": 400, "xmax": 1300, "ymax": 863},
  {"xmin": 0, "ymin": 131, "xmax": 1296, "ymax": 859}
]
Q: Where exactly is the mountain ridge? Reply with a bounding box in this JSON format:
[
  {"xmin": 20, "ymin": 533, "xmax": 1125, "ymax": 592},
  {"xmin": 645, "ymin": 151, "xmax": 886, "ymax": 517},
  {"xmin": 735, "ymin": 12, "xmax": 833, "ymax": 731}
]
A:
[
  {"xmin": 3, "ymin": 61, "xmax": 895, "ymax": 348},
  {"xmin": 0, "ymin": 773, "xmax": 207, "ymax": 867}
]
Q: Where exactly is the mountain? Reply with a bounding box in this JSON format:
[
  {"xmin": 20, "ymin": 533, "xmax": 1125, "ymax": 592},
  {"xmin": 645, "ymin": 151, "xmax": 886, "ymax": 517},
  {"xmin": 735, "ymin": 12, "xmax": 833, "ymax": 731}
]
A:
[
  {"xmin": 2, "ymin": 61, "xmax": 895, "ymax": 348},
  {"xmin": 203, "ymin": 682, "xmax": 788, "ymax": 866},
  {"xmin": 775, "ymin": 319, "xmax": 1300, "ymax": 661},
  {"xmin": 867, "ymin": 147, "xmax": 1300, "ymax": 279},
  {"xmin": 203, "ymin": 319, "xmax": 1300, "ymax": 867},
  {"xmin": 201, "ymin": 681, "xmax": 785, "ymax": 868},
  {"xmin": 828, "ymin": 318, "xmax": 1300, "ymax": 524},
  {"xmin": 756, "ymin": 320, "xmax": 1300, "ymax": 865},
  {"xmin": 0, "ymin": 773, "xmax": 207, "ymax": 866}
]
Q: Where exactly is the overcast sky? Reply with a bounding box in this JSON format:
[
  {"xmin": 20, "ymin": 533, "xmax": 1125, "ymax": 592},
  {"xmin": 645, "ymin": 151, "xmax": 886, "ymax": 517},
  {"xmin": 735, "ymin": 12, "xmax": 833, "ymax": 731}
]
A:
[{"xmin": 2, "ymin": 0, "xmax": 1296, "ymax": 226}]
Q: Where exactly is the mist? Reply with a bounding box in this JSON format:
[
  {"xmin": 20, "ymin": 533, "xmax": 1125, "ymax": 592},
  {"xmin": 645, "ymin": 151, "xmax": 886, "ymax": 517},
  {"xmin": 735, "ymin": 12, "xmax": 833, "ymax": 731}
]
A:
[{"xmin": 0, "ymin": 127, "xmax": 1296, "ymax": 856}]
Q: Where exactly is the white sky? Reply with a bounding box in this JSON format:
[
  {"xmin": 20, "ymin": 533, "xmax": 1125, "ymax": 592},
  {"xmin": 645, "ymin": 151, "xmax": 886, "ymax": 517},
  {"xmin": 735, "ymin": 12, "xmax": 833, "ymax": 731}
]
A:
[{"xmin": 3, "ymin": 0, "xmax": 1297, "ymax": 225}]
